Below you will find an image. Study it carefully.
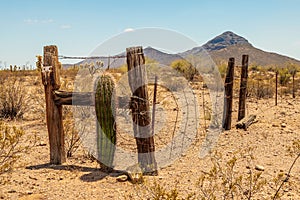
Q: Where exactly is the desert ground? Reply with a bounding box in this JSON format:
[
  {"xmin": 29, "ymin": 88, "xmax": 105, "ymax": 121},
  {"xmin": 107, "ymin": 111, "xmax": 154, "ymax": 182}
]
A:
[{"xmin": 0, "ymin": 69, "xmax": 299, "ymax": 200}]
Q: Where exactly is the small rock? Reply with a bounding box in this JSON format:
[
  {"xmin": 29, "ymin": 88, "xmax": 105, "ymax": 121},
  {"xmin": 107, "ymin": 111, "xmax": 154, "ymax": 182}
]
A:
[
  {"xmin": 38, "ymin": 141, "xmax": 46, "ymax": 146},
  {"xmin": 272, "ymin": 123, "xmax": 280, "ymax": 127},
  {"xmin": 281, "ymin": 123, "xmax": 287, "ymax": 128},
  {"xmin": 7, "ymin": 190, "xmax": 16, "ymax": 193},
  {"xmin": 255, "ymin": 165, "xmax": 265, "ymax": 171},
  {"xmin": 29, "ymin": 176, "xmax": 38, "ymax": 181},
  {"xmin": 27, "ymin": 191, "xmax": 33, "ymax": 195},
  {"xmin": 280, "ymin": 111, "xmax": 286, "ymax": 115},
  {"xmin": 116, "ymin": 175, "xmax": 128, "ymax": 182}
]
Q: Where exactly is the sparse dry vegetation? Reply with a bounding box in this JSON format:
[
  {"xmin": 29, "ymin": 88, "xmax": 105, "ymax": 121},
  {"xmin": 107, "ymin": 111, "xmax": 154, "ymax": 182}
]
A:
[
  {"xmin": 0, "ymin": 76, "xmax": 29, "ymax": 119},
  {"xmin": 0, "ymin": 61, "xmax": 299, "ymax": 199},
  {"xmin": 0, "ymin": 122, "xmax": 25, "ymax": 175}
]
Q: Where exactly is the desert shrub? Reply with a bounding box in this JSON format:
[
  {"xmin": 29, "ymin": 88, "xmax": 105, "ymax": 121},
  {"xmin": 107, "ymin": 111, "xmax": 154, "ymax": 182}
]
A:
[
  {"xmin": 278, "ymin": 68, "xmax": 291, "ymax": 86},
  {"xmin": 249, "ymin": 64, "xmax": 263, "ymax": 72},
  {"xmin": 128, "ymin": 145, "xmax": 299, "ymax": 199},
  {"xmin": 247, "ymin": 78, "xmax": 274, "ymax": 99},
  {"xmin": 272, "ymin": 140, "xmax": 300, "ymax": 199},
  {"xmin": 256, "ymin": 83, "xmax": 274, "ymax": 99},
  {"xmin": 171, "ymin": 59, "xmax": 198, "ymax": 81},
  {"xmin": 196, "ymin": 150, "xmax": 267, "ymax": 199},
  {"xmin": 249, "ymin": 65, "xmax": 258, "ymax": 72},
  {"xmin": 0, "ymin": 121, "xmax": 26, "ymax": 175},
  {"xmin": 218, "ymin": 63, "xmax": 227, "ymax": 78},
  {"xmin": 0, "ymin": 77, "xmax": 28, "ymax": 119},
  {"xmin": 149, "ymin": 181, "xmax": 195, "ymax": 200},
  {"xmin": 63, "ymin": 106, "xmax": 81, "ymax": 158},
  {"xmin": 113, "ymin": 64, "xmax": 128, "ymax": 74}
]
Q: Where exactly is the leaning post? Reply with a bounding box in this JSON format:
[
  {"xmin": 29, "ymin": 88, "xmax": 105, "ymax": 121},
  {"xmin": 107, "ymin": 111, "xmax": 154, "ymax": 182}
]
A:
[
  {"xmin": 238, "ymin": 55, "xmax": 249, "ymax": 121},
  {"xmin": 223, "ymin": 57, "xmax": 235, "ymax": 130}
]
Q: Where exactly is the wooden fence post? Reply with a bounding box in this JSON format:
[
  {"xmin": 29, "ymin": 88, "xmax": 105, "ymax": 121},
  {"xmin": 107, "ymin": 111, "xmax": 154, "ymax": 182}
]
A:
[
  {"xmin": 275, "ymin": 71, "xmax": 278, "ymax": 106},
  {"xmin": 223, "ymin": 57, "xmax": 235, "ymax": 130},
  {"xmin": 238, "ymin": 55, "xmax": 249, "ymax": 121},
  {"xmin": 126, "ymin": 46, "xmax": 157, "ymax": 175},
  {"xmin": 292, "ymin": 72, "xmax": 296, "ymax": 98},
  {"xmin": 42, "ymin": 45, "xmax": 65, "ymax": 164}
]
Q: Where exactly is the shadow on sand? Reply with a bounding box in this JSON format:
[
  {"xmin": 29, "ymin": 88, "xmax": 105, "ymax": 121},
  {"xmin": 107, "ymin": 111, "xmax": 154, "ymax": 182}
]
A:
[{"xmin": 26, "ymin": 163, "xmax": 124, "ymax": 182}]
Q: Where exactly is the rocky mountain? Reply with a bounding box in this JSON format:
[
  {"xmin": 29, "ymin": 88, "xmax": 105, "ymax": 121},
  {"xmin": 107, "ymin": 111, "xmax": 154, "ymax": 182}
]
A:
[
  {"xmin": 203, "ymin": 31, "xmax": 250, "ymax": 51},
  {"xmin": 63, "ymin": 31, "xmax": 300, "ymax": 69},
  {"xmin": 181, "ymin": 31, "xmax": 300, "ymax": 66},
  {"xmin": 202, "ymin": 31, "xmax": 300, "ymax": 66},
  {"xmin": 182, "ymin": 31, "xmax": 251, "ymax": 56}
]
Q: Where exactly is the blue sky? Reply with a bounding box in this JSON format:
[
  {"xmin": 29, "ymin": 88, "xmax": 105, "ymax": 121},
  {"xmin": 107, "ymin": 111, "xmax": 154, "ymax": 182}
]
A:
[{"xmin": 0, "ymin": 0, "xmax": 300, "ymax": 67}]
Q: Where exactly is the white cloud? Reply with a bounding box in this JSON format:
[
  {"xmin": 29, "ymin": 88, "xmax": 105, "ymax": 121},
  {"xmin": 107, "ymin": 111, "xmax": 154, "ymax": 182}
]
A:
[
  {"xmin": 42, "ymin": 19, "xmax": 54, "ymax": 24},
  {"xmin": 24, "ymin": 19, "xmax": 38, "ymax": 24},
  {"xmin": 24, "ymin": 18, "xmax": 54, "ymax": 24},
  {"xmin": 123, "ymin": 28, "xmax": 134, "ymax": 32},
  {"xmin": 60, "ymin": 24, "xmax": 72, "ymax": 29}
]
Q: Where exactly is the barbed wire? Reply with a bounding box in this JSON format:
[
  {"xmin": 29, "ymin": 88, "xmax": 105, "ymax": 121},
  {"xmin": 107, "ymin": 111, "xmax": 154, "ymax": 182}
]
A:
[{"xmin": 58, "ymin": 55, "xmax": 127, "ymax": 60}]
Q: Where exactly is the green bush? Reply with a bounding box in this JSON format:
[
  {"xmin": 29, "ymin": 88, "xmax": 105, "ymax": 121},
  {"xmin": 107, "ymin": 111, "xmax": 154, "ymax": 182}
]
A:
[
  {"xmin": 278, "ymin": 68, "xmax": 291, "ymax": 86},
  {"xmin": 171, "ymin": 59, "xmax": 198, "ymax": 81}
]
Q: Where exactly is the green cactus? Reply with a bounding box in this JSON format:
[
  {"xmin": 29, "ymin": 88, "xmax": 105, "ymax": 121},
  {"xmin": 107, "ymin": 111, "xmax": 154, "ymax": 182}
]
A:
[{"xmin": 95, "ymin": 73, "xmax": 117, "ymax": 171}]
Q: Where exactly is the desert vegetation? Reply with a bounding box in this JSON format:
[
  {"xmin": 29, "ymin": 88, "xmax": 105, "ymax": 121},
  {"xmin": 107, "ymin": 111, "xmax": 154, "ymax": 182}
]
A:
[{"xmin": 0, "ymin": 60, "xmax": 299, "ymax": 199}]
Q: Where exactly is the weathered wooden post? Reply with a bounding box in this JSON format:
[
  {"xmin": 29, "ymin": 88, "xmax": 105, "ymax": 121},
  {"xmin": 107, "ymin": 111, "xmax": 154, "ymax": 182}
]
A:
[
  {"xmin": 126, "ymin": 46, "xmax": 157, "ymax": 174},
  {"xmin": 292, "ymin": 70, "xmax": 296, "ymax": 98},
  {"xmin": 275, "ymin": 70, "xmax": 278, "ymax": 106},
  {"xmin": 42, "ymin": 45, "xmax": 65, "ymax": 164},
  {"xmin": 223, "ymin": 57, "xmax": 235, "ymax": 130},
  {"xmin": 238, "ymin": 55, "xmax": 249, "ymax": 121}
]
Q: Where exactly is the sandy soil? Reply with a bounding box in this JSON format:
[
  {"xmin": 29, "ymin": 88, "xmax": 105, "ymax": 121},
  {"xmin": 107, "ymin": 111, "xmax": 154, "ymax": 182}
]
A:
[{"xmin": 0, "ymin": 73, "xmax": 299, "ymax": 200}]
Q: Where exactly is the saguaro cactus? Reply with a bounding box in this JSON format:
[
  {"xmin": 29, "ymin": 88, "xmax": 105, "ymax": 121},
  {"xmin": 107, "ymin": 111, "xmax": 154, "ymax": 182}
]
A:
[{"xmin": 95, "ymin": 73, "xmax": 117, "ymax": 171}]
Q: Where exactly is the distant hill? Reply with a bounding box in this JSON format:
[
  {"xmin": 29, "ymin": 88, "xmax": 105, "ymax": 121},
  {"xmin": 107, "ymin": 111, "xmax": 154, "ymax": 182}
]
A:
[
  {"xmin": 182, "ymin": 31, "xmax": 300, "ymax": 66},
  {"xmin": 202, "ymin": 31, "xmax": 300, "ymax": 66},
  {"xmin": 208, "ymin": 43, "xmax": 300, "ymax": 66},
  {"xmin": 143, "ymin": 47, "xmax": 182, "ymax": 66},
  {"xmin": 63, "ymin": 31, "xmax": 300, "ymax": 69}
]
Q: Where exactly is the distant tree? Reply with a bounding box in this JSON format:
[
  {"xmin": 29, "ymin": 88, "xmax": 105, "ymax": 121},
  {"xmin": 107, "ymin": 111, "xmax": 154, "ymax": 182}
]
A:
[{"xmin": 171, "ymin": 59, "xmax": 197, "ymax": 81}]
